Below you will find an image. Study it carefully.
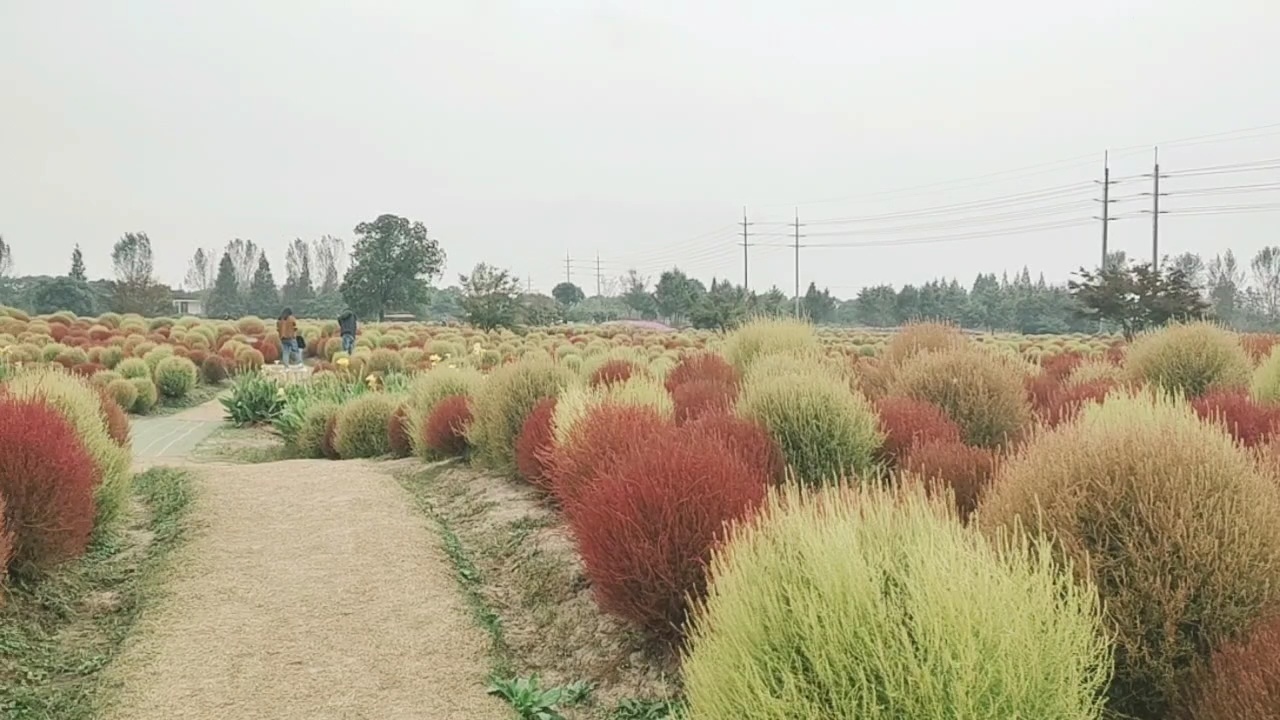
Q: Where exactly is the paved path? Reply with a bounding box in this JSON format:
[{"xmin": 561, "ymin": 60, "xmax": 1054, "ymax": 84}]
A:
[
  {"xmin": 130, "ymin": 400, "xmax": 225, "ymax": 463},
  {"xmin": 108, "ymin": 411, "xmax": 505, "ymax": 719}
]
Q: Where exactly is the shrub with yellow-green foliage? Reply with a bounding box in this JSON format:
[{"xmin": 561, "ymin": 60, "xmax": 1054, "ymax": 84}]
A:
[
  {"xmin": 980, "ymin": 392, "xmax": 1280, "ymax": 720},
  {"xmin": 1125, "ymin": 322, "xmax": 1250, "ymax": 397},
  {"xmin": 882, "ymin": 320, "xmax": 967, "ymax": 367},
  {"xmin": 105, "ymin": 377, "xmax": 140, "ymax": 411},
  {"xmin": 142, "ymin": 344, "xmax": 175, "ymax": 372},
  {"xmin": 116, "ymin": 357, "xmax": 150, "ymax": 380},
  {"xmin": 129, "ymin": 376, "xmax": 159, "ymax": 414},
  {"xmin": 890, "ymin": 346, "xmax": 1032, "ymax": 448},
  {"xmin": 736, "ymin": 357, "xmax": 882, "ymax": 483},
  {"xmin": 3, "ymin": 366, "xmax": 133, "ymax": 531},
  {"xmin": 552, "ymin": 375, "xmax": 674, "ymax": 446},
  {"xmin": 722, "ymin": 317, "xmax": 819, "ymax": 372},
  {"xmin": 333, "ymin": 393, "xmax": 400, "ymax": 458},
  {"xmin": 295, "ymin": 401, "xmax": 341, "ymax": 458},
  {"xmin": 154, "ymin": 355, "xmax": 199, "ymax": 399},
  {"xmin": 405, "ymin": 366, "xmax": 484, "ymax": 459},
  {"xmin": 1251, "ymin": 344, "xmax": 1280, "ymax": 403},
  {"xmin": 366, "ymin": 347, "xmax": 406, "ymax": 375},
  {"xmin": 682, "ymin": 482, "xmax": 1111, "ymax": 720},
  {"xmin": 467, "ymin": 357, "xmax": 573, "ymax": 475}
]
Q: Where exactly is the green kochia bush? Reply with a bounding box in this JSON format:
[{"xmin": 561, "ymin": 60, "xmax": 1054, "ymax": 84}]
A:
[
  {"xmin": 722, "ymin": 317, "xmax": 820, "ymax": 373},
  {"xmin": 333, "ymin": 394, "xmax": 400, "ymax": 459},
  {"xmin": 154, "ymin": 356, "xmax": 199, "ymax": 399},
  {"xmin": 404, "ymin": 365, "xmax": 483, "ymax": 459},
  {"xmin": 735, "ymin": 358, "xmax": 882, "ymax": 483},
  {"xmin": 889, "ymin": 346, "xmax": 1032, "ymax": 448},
  {"xmin": 1125, "ymin": 321, "xmax": 1251, "ymax": 397},
  {"xmin": 467, "ymin": 358, "xmax": 573, "ymax": 475},
  {"xmin": 981, "ymin": 392, "xmax": 1280, "ymax": 720},
  {"xmin": 682, "ymin": 483, "xmax": 1111, "ymax": 720}
]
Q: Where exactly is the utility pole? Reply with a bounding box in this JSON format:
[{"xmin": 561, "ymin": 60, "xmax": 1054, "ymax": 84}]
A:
[
  {"xmin": 526, "ymin": 276, "xmax": 533, "ymax": 293},
  {"xmin": 595, "ymin": 253, "xmax": 603, "ymax": 297},
  {"xmin": 1093, "ymin": 151, "xmax": 1119, "ymax": 269},
  {"xmin": 792, "ymin": 207, "xmax": 804, "ymax": 318},
  {"xmin": 740, "ymin": 206, "xmax": 753, "ymax": 291},
  {"xmin": 564, "ymin": 252, "xmax": 572, "ymax": 284},
  {"xmin": 1142, "ymin": 146, "xmax": 1169, "ymax": 270}
]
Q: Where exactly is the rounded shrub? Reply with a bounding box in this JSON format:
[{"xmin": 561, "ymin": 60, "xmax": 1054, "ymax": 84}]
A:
[
  {"xmin": 587, "ymin": 357, "xmax": 642, "ymax": 388},
  {"xmin": 664, "ymin": 351, "xmax": 738, "ymax": 393},
  {"xmin": 405, "ymin": 366, "xmax": 483, "ymax": 458},
  {"xmin": 722, "ymin": 317, "xmax": 819, "ymax": 373},
  {"xmin": 423, "ymin": 394, "xmax": 473, "ymax": 458},
  {"xmin": 104, "ymin": 377, "xmax": 140, "ymax": 414},
  {"xmin": 4, "ymin": 368, "xmax": 132, "ymax": 531},
  {"xmin": 672, "ymin": 379, "xmax": 737, "ymax": 425},
  {"xmin": 129, "ymin": 377, "xmax": 159, "ymax": 414},
  {"xmin": 293, "ymin": 402, "xmax": 340, "ymax": 459},
  {"xmin": 1126, "ymin": 321, "xmax": 1250, "ymax": 397},
  {"xmin": 467, "ymin": 358, "xmax": 573, "ymax": 475},
  {"xmin": 882, "ymin": 320, "xmax": 967, "ymax": 367},
  {"xmin": 235, "ymin": 347, "xmax": 265, "ymax": 373},
  {"xmin": 514, "ymin": 396, "xmax": 557, "ymax": 490},
  {"xmin": 116, "ymin": 357, "xmax": 150, "ymax": 380},
  {"xmin": 386, "ymin": 404, "xmax": 412, "ymax": 458},
  {"xmin": 321, "ymin": 414, "xmax": 341, "ymax": 460},
  {"xmin": 333, "ymin": 393, "xmax": 399, "ymax": 459},
  {"xmin": 1251, "ymin": 342, "xmax": 1280, "ymax": 403},
  {"xmin": 154, "ymin": 356, "xmax": 199, "ymax": 399},
  {"xmin": 95, "ymin": 387, "xmax": 132, "ymax": 447},
  {"xmin": 1177, "ymin": 614, "xmax": 1280, "ymax": 720},
  {"xmin": 0, "ymin": 396, "xmax": 98, "ymax": 578},
  {"xmin": 685, "ymin": 412, "xmax": 784, "ymax": 486},
  {"xmin": 889, "ymin": 346, "xmax": 1032, "ymax": 448},
  {"xmin": 902, "ymin": 439, "xmax": 997, "ymax": 522},
  {"xmin": 873, "ymin": 395, "xmax": 962, "ymax": 464},
  {"xmin": 548, "ymin": 403, "xmax": 673, "ymax": 509},
  {"xmin": 366, "ymin": 347, "xmax": 405, "ymax": 375},
  {"xmin": 980, "ymin": 392, "xmax": 1280, "ymax": 720},
  {"xmin": 142, "ymin": 345, "xmax": 175, "ymax": 372},
  {"xmin": 201, "ymin": 354, "xmax": 229, "ymax": 384},
  {"xmin": 682, "ymin": 482, "xmax": 1111, "ymax": 720},
  {"xmin": 569, "ymin": 425, "xmax": 767, "ymax": 641},
  {"xmin": 736, "ymin": 358, "xmax": 883, "ymax": 484},
  {"xmin": 1190, "ymin": 388, "xmax": 1280, "ymax": 447}
]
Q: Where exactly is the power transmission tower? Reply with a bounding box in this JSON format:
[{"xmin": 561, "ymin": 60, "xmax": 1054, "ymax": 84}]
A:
[
  {"xmin": 1093, "ymin": 151, "xmax": 1119, "ymax": 269},
  {"xmin": 792, "ymin": 207, "xmax": 805, "ymax": 318},
  {"xmin": 564, "ymin": 252, "xmax": 572, "ymax": 284},
  {"xmin": 1141, "ymin": 146, "xmax": 1169, "ymax": 269},
  {"xmin": 595, "ymin": 254, "xmax": 603, "ymax": 297},
  {"xmin": 740, "ymin": 206, "xmax": 753, "ymax": 290}
]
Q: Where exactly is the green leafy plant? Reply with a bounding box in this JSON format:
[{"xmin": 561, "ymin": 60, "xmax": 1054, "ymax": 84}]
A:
[
  {"xmin": 613, "ymin": 698, "xmax": 685, "ymax": 720},
  {"xmin": 487, "ymin": 675, "xmax": 591, "ymax": 720},
  {"xmin": 220, "ymin": 372, "xmax": 284, "ymax": 426}
]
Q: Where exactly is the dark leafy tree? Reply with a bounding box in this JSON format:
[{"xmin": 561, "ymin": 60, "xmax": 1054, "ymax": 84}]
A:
[
  {"xmin": 802, "ymin": 282, "xmax": 836, "ymax": 323},
  {"xmin": 551, "ymin": 281, "xmax": 585, "ymax": 307},
  {"xmin": 205, "ymin": 252, "xmax": 243, "ymax": 318},
  {"xmin": 340, "ymin": 214, "xmax": 445, "ymax": 321},
  {"xmin": 32, "ymin": 276, "xmax": 96, "ymax": 316},
  {"xmin": 620, "ymin": 269, "xmax": 658, "ymax": 319},
  {"xmin": 690, "ymin": 279, "xmax": 748, "ymax": 331},
  {"xmin": 459, "ymin": 263, "xmax": 522, "ymax": 330},
  {"xmin": 653, "ymin": 268, "xmax": 706, "ymax": 323},
  {"xmin": 522, "ymin": 293, "xmax": 564, "ymax": 326},
  {"xmin": 248, "ymin": 254, "xmax": 280, "ymax": 317},
  {"xmin": 69, "ymin": 245, "xmax": 86, "ymax": 281},
  {"xmin": 1069, "ymin": 261, "xmax": 1208, "ymax": 338}
]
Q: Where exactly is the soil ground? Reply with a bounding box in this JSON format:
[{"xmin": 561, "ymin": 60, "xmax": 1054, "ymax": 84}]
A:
[{"xmin": 105, "ymin": 402, "xmax": 506, "ymax": 720}]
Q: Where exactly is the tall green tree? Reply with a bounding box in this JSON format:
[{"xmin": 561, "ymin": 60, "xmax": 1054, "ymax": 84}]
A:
[
  {"xmin": 653, "ymin": 268, "xmax": 705, "ymax": 323},
  {"xmin": 690, "ymin": 279, "xmax": 748, "ymax": 331},
  {"xmin": 459, "ymin": 263, "xmax": 522, "ymax": 330},
  {"xmin": 1069, "ymin": 261, "xmax": 1208, "ymax": 338},
  {"xmin": 620, "ymin": 269, "xmax": 658, "ymax": 319},
  {"xmin": 802, "ymin": 282, "xmax": 836, "ymax": 323},
  {"xmin": 282, "ymin": 238, "xmax": 315, "ymax": 308},
  {"xmin": 69, "ymin": 244, "xmax": 87, "ymax": 281},
  {"xmin": 205, "ymin": 252, "xmax": 243, "ymax": 318},
  {"xmin": 340, "ymin": 214, "xmax": 445, "ymax": 320},
  {"xmin": 248, "ymin": 253, "xmax": 280, "ymax": 317},
  {"xmin": 551, "ymin": 281, "xmax": 585, "ymax": 307},
  {"xmin": 32, "ymin": 276, "xmax": 97, "ymax": 316}
]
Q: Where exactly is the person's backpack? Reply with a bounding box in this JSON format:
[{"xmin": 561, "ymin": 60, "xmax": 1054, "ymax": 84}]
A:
[{"xmin": 297, "ymin": 334, "xmax": 306, "ymax": 350}]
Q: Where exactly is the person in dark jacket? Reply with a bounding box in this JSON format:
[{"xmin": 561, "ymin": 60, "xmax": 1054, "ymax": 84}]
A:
[{"xmin": 338, "ymin": 310, "xmax": 358, "ymax": 355}]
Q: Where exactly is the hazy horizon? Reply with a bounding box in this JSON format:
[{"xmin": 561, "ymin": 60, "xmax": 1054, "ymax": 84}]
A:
[{"xmin": 3, "ymin": 2, "xmax": 1278, "ymax": 298}]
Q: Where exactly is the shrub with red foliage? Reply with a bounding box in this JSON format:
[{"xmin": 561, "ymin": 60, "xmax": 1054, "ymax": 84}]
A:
[
  {"xmin": 321, "ymin": 414, "xmax": 341, "ymax": 460},
  {"xmin": 1241, "ymin": 333, "xmax": 1280, "ymax": 364},
  {"xmin": 672, "ymin": 379, "xmax": 737, "ymax": 425},
  {"xmin": 1105, "ymin": 343, "xmax": 1127, "ymax": 365},
  {"xmin": 201, "ymin": 355, "xmax": 228, "ymax": 384},
  {"xmin": 1191, "ymin": 389, "xmax": 1280, "ymax": 448},
  {"xmin": 685, "ymin": 413, "xmax": 783, "ymax": 485},
  {"xmin": 1177, "ymin": 614, "xmax": 1280, "ymax": 720},
  {"xmin": 664, "ymin": 352, "xmax": 739, "ymax": 393},
  {"xmin": 96, "ymin": 387, "xmax": 131, "ymax": 447},
  {"xmin": 1040, "ymin": 351, "xmax": 1086, "ymax": 380},
  {"xmin": 874, "ymin": 396, "xmax": 963, "ymax": 464},
  {"xmin": 547, "ymin": 403, "xmax": 673, "ymax": 510},
  {"xmin": 515, "ymin": 397, "xmax": 558, "ymax": 490},
  {"xmin": 902, "ymin": 440, "xmax": 997, "ymax": 522},
  {"xmin": 1037, "ymin": 378, "xmax": 1116, "ymax": 429},
  {"xmin": 387, "ymin": 405, "xmax": 413, "ymax": 458},
  {"xmin": 1025, "ymin": 371, "xmax": 1065, "ymax": 416},
  {"xmin": 187, "ymin": 349, "xmax": 209, "ymax": 367},
  {"xmin": 0, "ymin": 396, "xmax": 97, "ymax": 577},
  {"xmin": 71, "ymin": 362, "xmax": 106, "ymax": 379},
  {"xmin": 423, "ymin": 395, "xmax": 473, "ymax": 457},
  {"xmin": 589, "ymin": 359, "xmax": 640, "ymax": 388},
  {"xmin": 257, "ymin": 338, "xmax": 281, "ymax": 365},
  {"xmin": 49, "ymin": 324, "xmax": 69, "ymax": 342},
  {"xmin": 568, "ymin": 426, "xmax": 767, "ymax": 641}
]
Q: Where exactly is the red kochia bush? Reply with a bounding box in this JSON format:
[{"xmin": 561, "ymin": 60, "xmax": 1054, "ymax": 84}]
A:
[
  {"xmin": 569, "ymin": 427, "xmax": 767, "ymax": 641},
  {"xmin": 873, "ymin": 396, "xmax": 963, "ymax": 464},
  {"xmin": 321, "ymin": 414, "xmax": 341, "ymax": 460},
  {"xmin": 423, "ymin": 395, "xmax": 473, "ymax": 457},
  {"xmin": 902, "ymin": 439, "xmax": 997, "ymax": 523},
  {"xmin": 672, "ymin": 379, "xmax": 737, "ymax": 425},
  {"xmin": 0, "ymin": 396, "xmax": 97, "ymax": 577},
  {"xmin": 387, "ymin": 405, "xmax": 413, "ymax": 458},
  {"xmin": 1038, "ymin": 378, "xmax": 1116, "ymax": 429},
  {"xmin": 547, "ymin": 403, "xmax": 672, "ymax": 511},
  {"xmin": 515, "ymin": 397, "xmax": 558, "ymax": 490},
  {"xmin": 589, "ymin": 359, "xmax": 640, "ymax": 388},
  {"xmin": 686, "ymin": 412, "xmax": 784, "ymax": 485},
  {"xmin": 664, "ymin": 352, "xmax": 739, "ymax": 393},
  {"xmin": 71, "ymin": 362, "xmax": 106, "ymax": 379},
  {"xmin": 202, "ymin": 355, "xmax": 228, "ymax": 384},
  {"xmin": 96, "ymin": 387, "xmax": 132, "ymax": 447},
  {"xmin": 1241, "ymin": 333, "xmax": 1280, "ymax": 364},
  {"xmin": 1177, "ymin": 614, "xmax": 1280, "ymax": 720},
  {"xmin": 1040, "ymin": 351, "xmax": 1086, "ymax": 380},
  {"xmin": 1191, "ymin": 389, "xmax": 1280, "ymax": 448}
]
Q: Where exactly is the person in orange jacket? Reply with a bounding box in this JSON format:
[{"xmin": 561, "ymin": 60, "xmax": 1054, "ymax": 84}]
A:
[{"xmin": 277, "ymin": 307, "xmax": 300, "ymax": 366}]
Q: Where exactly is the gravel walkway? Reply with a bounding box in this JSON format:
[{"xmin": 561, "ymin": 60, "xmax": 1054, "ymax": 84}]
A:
[{"xmin": 106, "ymin": 453, "xmax": 506, "ymax": 719}]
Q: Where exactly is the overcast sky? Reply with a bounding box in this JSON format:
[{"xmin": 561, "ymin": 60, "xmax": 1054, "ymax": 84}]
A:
[{"xmin": 2, "ymin": 1, "xmax": 1278, "ymax": 298}]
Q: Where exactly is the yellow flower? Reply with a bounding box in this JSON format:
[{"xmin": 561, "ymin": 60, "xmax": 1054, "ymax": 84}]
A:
[
  {"xmin": 429, "ymin": 354, "xmax": 442, "ymax": 363},
  {"xmin": 337, "ymin": 357, "xmax": 350, "ymax": 367},
  {"xmin": 276, "ymin": 388, "xmax": 286, "ymax": 400}
]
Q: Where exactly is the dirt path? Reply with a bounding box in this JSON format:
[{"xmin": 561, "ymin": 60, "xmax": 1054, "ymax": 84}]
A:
[{"xmin": 108, "ymin": 447, "xmax": 506, "ymax": 718}]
